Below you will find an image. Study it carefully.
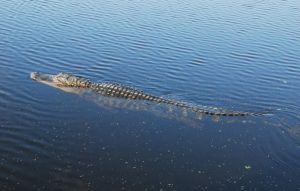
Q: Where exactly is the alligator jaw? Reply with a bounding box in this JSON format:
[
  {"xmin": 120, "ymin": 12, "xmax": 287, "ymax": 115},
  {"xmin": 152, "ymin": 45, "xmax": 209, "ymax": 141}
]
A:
[
  {"xmin": 30, "ymin": 72, "xmax": 55, "ymax": 82},
  {"xmin": 30, "ymin": 72, "xmax": 62, "ymax": 89}
]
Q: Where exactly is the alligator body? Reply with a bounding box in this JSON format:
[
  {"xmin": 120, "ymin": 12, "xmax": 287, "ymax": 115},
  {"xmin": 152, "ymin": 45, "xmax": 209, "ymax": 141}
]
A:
[{"xmin": 30, "ymin": 72, "xmax": 263, "ymax": 116}]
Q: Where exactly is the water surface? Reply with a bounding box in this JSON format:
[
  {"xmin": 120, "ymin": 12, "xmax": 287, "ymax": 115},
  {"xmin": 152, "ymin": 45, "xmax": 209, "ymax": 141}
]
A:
[{"xmin": 0, "ymin": 0, "xmax": 300, "ymax": 190}]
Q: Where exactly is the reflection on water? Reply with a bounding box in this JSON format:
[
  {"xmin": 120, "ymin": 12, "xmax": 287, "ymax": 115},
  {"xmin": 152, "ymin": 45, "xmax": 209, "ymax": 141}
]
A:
[
  {"xmin": 54, "ymin": 86, "xmax": 265, "ymax": 128},
  {"xmin": 0, "ymin": 0, "xmax": 300, "ymax": 190}
]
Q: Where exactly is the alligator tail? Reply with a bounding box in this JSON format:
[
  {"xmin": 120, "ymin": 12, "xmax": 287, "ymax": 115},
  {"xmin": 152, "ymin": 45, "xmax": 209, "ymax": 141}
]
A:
[{"xmin": 158, "ymin": 98, "xmax": 266, "ymax": 117}]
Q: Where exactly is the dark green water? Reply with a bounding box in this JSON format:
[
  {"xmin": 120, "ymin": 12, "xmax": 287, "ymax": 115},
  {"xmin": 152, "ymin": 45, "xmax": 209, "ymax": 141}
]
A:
[{"xmin": 0, "ymin": 0, "xmax": 299, "ymax": 190}]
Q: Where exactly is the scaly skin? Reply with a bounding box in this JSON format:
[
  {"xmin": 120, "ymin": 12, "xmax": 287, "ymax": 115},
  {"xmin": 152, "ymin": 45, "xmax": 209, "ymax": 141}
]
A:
[{"xmin": 30, "ymin": 72, "xmax": 263, "ymax": 116}]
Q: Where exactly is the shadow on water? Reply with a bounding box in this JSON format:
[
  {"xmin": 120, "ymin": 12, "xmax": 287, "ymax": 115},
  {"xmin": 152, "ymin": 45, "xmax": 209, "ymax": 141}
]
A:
[{"xmin": 62, "ymin": 86, "xmax": 267, "ymax": 128}]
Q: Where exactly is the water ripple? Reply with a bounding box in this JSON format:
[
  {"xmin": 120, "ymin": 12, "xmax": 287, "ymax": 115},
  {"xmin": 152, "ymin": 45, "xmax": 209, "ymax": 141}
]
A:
[{"xmin": 0, "ymin": 0, "xmax": 300, "ymax": 189}]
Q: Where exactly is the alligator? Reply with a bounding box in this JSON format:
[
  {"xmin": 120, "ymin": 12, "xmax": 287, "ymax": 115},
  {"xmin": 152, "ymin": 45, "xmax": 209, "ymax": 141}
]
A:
[{"xmin": 30, "ymin": 72, "xmax": 265, "ymax": 117}]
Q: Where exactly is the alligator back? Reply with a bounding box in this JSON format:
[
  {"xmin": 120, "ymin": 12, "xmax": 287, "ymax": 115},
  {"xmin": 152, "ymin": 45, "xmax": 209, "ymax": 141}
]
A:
[{"xmin": 90, "ymin": 83, "xmax": 261, "ymax": 117}]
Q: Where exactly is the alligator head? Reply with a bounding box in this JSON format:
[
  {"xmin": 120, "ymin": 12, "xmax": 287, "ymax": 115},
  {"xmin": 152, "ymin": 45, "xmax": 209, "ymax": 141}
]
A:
[{"xmin": 30, "ymin": 72, "xmax": 92, "ymax": 88}]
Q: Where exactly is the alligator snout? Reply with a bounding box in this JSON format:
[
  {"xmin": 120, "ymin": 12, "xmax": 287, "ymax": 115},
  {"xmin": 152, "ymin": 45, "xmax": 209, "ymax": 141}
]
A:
[{"xmin": 30, "ymin": 72, "xmax": 39, "ymax": 80}]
